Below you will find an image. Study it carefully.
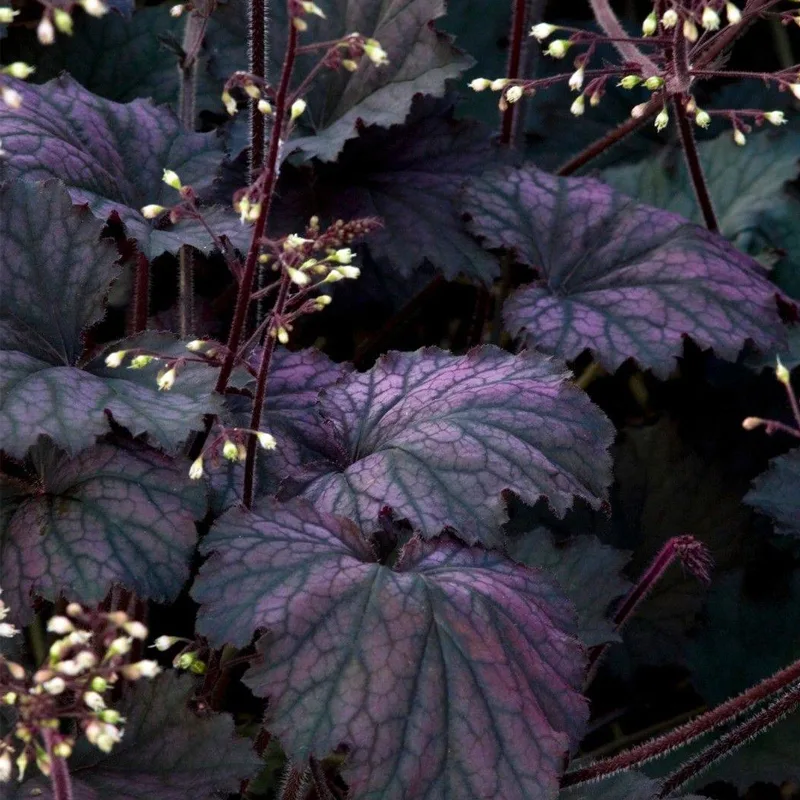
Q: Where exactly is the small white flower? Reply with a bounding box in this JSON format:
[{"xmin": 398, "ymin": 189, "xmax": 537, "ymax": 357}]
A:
[
  {"xmin": 0, "ymin": 622, "xmax": 19, "ymax": 638},
  {"xmin": 221, "ymin": 90, "xmax": 237, "ymax": 116},
  {"xmin": 286, "ymin": 266, "xmax": 310, "ymax": 286},
  {"xmin": 43, "ymin": 677, "xmax": 66, "ymax": 695},
  {"xmin": 277, "ymin": 327, "xmax": 290, "ymax": 345},
  {"xmin": 122, "ymin": 660, "xmax": 161, "ymax": 679},
  {"xmin": 83, "ymin": 691, "xmax": 106, "ymax": 711},
  {"xmin": 654, "ymin": 107, "xmax": 670, "ymax": 131},
  {"xmin": 314, "ymin": 295, "xmax": 332, "ymax": 309},
  {"xmin": 162, "ymin": 169, "xmax": 182, "ymax": 190},
  {"xmin": 129, "ymin": 354, "xmax": 155, "ymax": 368},
  {"xmin": 107, "ymin": 636, "xmax": 133, "ymax": 657},
  {"xmin": 725, "ymin": 2, "xmax": 741, "ymax": 24},
  {"xmin": 124, "ymin": 621, "xmax": 148, "ymax": 640},
  {"xmin": 764, "ymin": 110, "xmax": 786, "ymax": 125},
  {"xmin": 284, "ymin": 233, "xmax": 312, "ymax": 248},
  {"xmin": 544, "ymin": 39, "xmax": 571, "ymax": 59},
  {"xmin": 789, "ymin": 83, "xmax": 800, "ymax": 101},
  {"xmin": 141, "ymin": 204, "xmax": 166, "ymax": 219},
  {"xmin": 257, "ymin": 99, "xmax": 272, "ymax": 115},
  {"xmin": 0, "ymin": 7, "xmax": 20, "ymax": 23},
  {"xmin": 530, "ymin": 22, "xmax": 556, "ymax": 41},
  {"xmin": 290, "ymin": 98, "xmax": 307, "ymax": 120},
  {"xmin": 630, "ymin": 102, "xmax": 649, "ymax": 118},
  {"xmin": 331, "ymin": 248, "xmax": 354, "ymax": 264},
  {"xmin": 2, "ymin": 62, "xmax": 36, "ymax": 79},
  {"xmin": 0, "ymin": 750, "xmax": 11, "ymax": 783},
  {"xmin": 188, "ymin": 457, "xmax": 204, "ymax": 480},
  {"xmin": 701, "ymin": 6, "xmax": 720, "ymax": 30},
  {"xmin": 468, "ymin": 78, "xmax": 491, "ymax": 91},
  {"xmin": 505, "ymin": 85, "xmax": 524, "ymax": 104},
  {"xmin": 642, "ymin": 11, "xmax": 657, "ymax": 35},
  {"xmin": 47, "ymin": 616, "xmax": 74, "ymax": 634},
  {"xmin": 570, "ymin": 95, "xmax": 585, "ymax": 116},
  {"xmin": 1, "ymin": 86, "xmax": 22, "ymax": 109},
  {"xmin": 80, "ymin": 0, "xmax": 108, "ymax": 17},
  {"xmin": 152, "ymin": 635, "xmax": 180, "ymax": 651},
  {"xmin": 104, "ymin": 351, "xmax": 127, "ymax": 368},
  {"xmin": 222, "ymin": 439, "xmax": 241, "ymax": 461},
  {"xmin": 338, "ymin": 266, "xmax": 360, "ymax": 279},
  {"xmin": 489, "ymin": 78, "xmax": 509, "ymax": 91},
  {"xmin": 683, "ymin": 18, "xmax": 698, "ymax": 41},
  {"xmin": 74, "ymin": 651, "xmax": 97, "ymax": 670},
  {"xmin": 301, "ymin": 1, "xmax": 325, "ymax": 17},
  {"xmin": 53, "ymin": 8, "xmax": 73, "ymax": 34},
  {"xmin": 170, "ymin": 4, "xmax": 184, "ymax": 16},
  {"xmin": 37, "ymin": 15, "xmax": 55, "ymax": 45},
  {"xmin": 695, "ymin": 108, "xmax": 711, "ymax": 128},
  {"xmin": 568, "ymin": 67, "xmax": 584, "ymax": 91},
  {"xmin": 257, "ymin": 432, "xmax": 277, "ymax": 450},
  {"xmin": 363, "ymin": 38, "xmax": 389, "ymax": 66},
  {"xmin": 661, "ymin": 9, "xmax": 678, "ymax": 28},
  {"xmin": 157, "ymin": 367, "xmax": 176, "ymax": 391}
]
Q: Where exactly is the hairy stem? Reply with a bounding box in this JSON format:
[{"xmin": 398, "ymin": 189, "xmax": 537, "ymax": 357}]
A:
[
  {"xmin": 585, "ymin": 536, "xmax": 712, "ymax": 685},
  {"xmin": 214, "ymin": 16, "xmax": 299, "ymax": 397},
  {"xmin": 589, "ymin": 0, "xmax": 658, "ymax": 75},
  {"xmin": 243, "ymin": 274, "xmax": 291, "ymax": 506},
  {"xmin": 132, "ymin": 252, "xmax": 150, "ymax": 334},
  {"xmin": 249, "ymin": 0, "xmax": 268, "ymax": 176},
  {"xmin": 278, "ymin": 766, "xmax": 308, "ymax": 800},
  {"xmin": 672, "ymin": 95, "xmax": 719, "ymax": 232},
  {"xmin": 658, "ymin": 681, "xmax": 800, "ymax": 796},
  {"xmin": 43, "ymin": 729, "xmax": 74, "ymax": 800},
  {"xmin": 556, "ymin": 98, "xmax": 658, "ymax": 175},
  {"xmin": 309, "ymin": 756, "xmax": 337, "ymax": 800},
  {"xmin": 500, "ymin": 0, "xmax": 529, "ymax": 145},
  {"xmin": 563, "ymin": 656, "xmax": 800, "ymax": 786}
]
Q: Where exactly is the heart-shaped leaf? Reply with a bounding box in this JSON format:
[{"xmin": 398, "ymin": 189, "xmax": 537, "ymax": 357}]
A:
[
  {"xmin": 272, "ymin": 96, "xmax": 503, "ymax": 280},
  {"xmin": 0, "ymin": 77, "xmax": 242, "ymax": 259},
  {"xmin": 506, "ymin": 530, "xmax": 631, "ymax": 647},
  {"xmin": 744, "ymin": 449, "xmax": 800, "ymax": 537},
  {"xmin": 0, "ymin": 182, "xmax": 222, "ymax": 456},
  {"xmin": 462, "ymin": 165, "xmax": 786, "ymax": 377},
  {"xmin": 193, "ymin": 498, "xmax": 587, "ymax": 800},
  {"xmin": 285, "ymin": 346, "xmax": 613, "ymax": 546},
  {"xmin": 263, "ymin": 0, "xmax": 472, "ymax": 161},
  {"xmin": 8, "ymin": 673, "xmax": 260, "ymax": 800},
  {"xmin": 0, "ymin": 440, "xmax": 205, "ymax": 625}
]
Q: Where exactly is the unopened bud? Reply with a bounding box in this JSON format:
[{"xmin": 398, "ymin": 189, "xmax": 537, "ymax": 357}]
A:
[
  {"xmin": 661, "ymin": 9, "xmax": 678, "ymax": 28},
  {"xmin": 544, "ymin": 39, "xmax": 571, "ymax": 58},
  {"xmin": 530, "ymin": 23, "xmax": 557, "ymax": 41},
  {"xmin": 2, "ymin": 62, "xmax": 35, "ymax": 79},
  {"xmin": 157, "ymin": 367, "xmax": 176, "ymax": 391},
  {"xmin": 468, "ymin": 78, "xmax": 491, "ymax": 91},
  {"xmin": 222, "ymin": 440, "xmax": 240, "ymax": 461},
  {"xmin": 37, "ymin": 15, "xmax": 55, "ymax": 45},
  {"xmin": 775, "ymin": 358, "xmax": 791, "ymax": 385},
  {"xmin": 290, "ymin": 98, "xmax": 307, "ymax": 120},
  {"xmin": 189, "ymin": 456, "xmax": 204, "ymax": 480},
  {"xmin": 222, "ymin": 90, "xmax": 237, "ymax": 116},
  {"xmin": 170, "ymin": 4, "xmax": 184, "ymax": 16},
  {"xmin": 618, "ymin": 75, "xmax": 642, "ymax": 89},
  {"xmin": 683, "ymin": 18, "xmax": 698, "ymax": 41},
  {"xmin": 725, "ymin": 2, "xmax": 741, "ymax": 24},
  {"xmin": 570, "ymin": 95, "xmax": 585, "ymax": 116},
  {"xmin": 1, "ymin": 86, "xmax": 22, "ymax": 109},
  {"xmin": 505, "ymin": 85, "xmax": 523, "ymax": 104},
  {"xmin": 151, "ymin": 635, "xmax": 181, "ymax": 651},
  {"xmin": 654, "ymin": 107, "xmax": 669, "ymax": 131},
  {"xmin": 257, "ymin": 432, "xmax": 277, "ymax": 450},
  {"xmin": 342, "ymin": 59, "xmax": 359, "ymax": 71},
  {"xmin": 643, "ymin": 75, "xmax": 664, "ymax": 90},
  {"xmin": 695, "ymin": 108, "xmax": 711, "ymax": 128},
  {"xmin": 642, "ymin": 11, "xmax": 657, "ymax": 35},
  {"xmin": 80, "ymin": 0, "xmax": 108, "ymax": 17},
  {"xmin": 257, "ymin": 99, "xmax": 272, "ymax": 114},
  {"xmin": 742, "ymin": 416, "xmax": 763, "ymax": 430},
  {"xmin": 162, "ymin": 169, "xmax": 182, "ymax": 190},
  {"xmin": 104, "ymin": 350, "xmax": 127, "ymax": 368},
  {"xmin": 701, "ymin": 6, "xmax": 720, "ymax": 30},
  {"xmin": 764, "ymin": 110, "xmax": 786, "ymax": 126},
  {"xmin": 53, "ymin": 8, "xmax": 73, "ymax": 33},
  {"xmin": 0, "ymin": 7, "xmax": 19, "ymax": 23},
  {"xmin": 568, "ymin": 67, "xmax": 584, "ymax": 91},
  {"xmin": 129, "ymin": 354, "xmax": 155, "ymax": 368}
]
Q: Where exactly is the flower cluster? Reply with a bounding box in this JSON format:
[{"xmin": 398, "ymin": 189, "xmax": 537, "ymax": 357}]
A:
[
  {"xmin": 469, "ymin": 1, "xmax": 797, "ymax": 146},
  {"xmin": 0, "ymin": 600, "xmax": 161, "ymax": 784}
]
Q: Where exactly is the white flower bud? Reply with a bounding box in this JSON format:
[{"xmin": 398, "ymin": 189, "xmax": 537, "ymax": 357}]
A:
[
  {"xmin": 170, "ymin": 4, "xmax": 184, "ymax": 16},
  {"xmin": 83, "ymin": 691, "xmax": 106, "ymax": 710},
  {"xmin": 642, "ymin": 11, "xmax": 657, "ymax": 35},
  {"xmin": 286, "ymin": 266, "xmax": 310, "ymax": 285},
  {"xmin": 277, "ymin": 327, "xmax": 289, "ymax": 344},
  {"xmin": 790, "ymin": 83, "xmax": 800, "ymax": 101},
  {"xmin": 764, "ymin": 110, "xmax": 786, "ymax": 125},
  {"xmin": 290, "ymin": 98, "xmax": 307, "ymax": 120},
  {"xmin": 162, "ymin": 169, "xmax": 181, "ymax": 190},
  {"xmin": 683, "ymin": 18, "xmax": 698, "ymax": 41},
  {"xmin": 124, "ymin": 621, "xmax": 148, "ymax": 640},
  {"xmin": 301, "ymin": 1, "xmax": 325, "ymax": 17},
  {"xmin": 776, "ymin": 357, "xmax": 791, "ymax": 385},
  {"xmin": 654, "ymin": 107, "xmax": 670, "ymax": 131},
  {"xmin": 618, "ymin": 75, "xmax": 642, "ymax": 89},
  {"xmin": 568, "ymin": 67, "xmax": 584, "ymax": 91},
  {"xmin": 104, "ymin": 351, "xmax": 127, "ymax": 368},
  {"xmin": 570, "ymin": 95, "xmax": 585, "ymax": 116},
  {"xmin": 2, "ymin": 62, "xmax": 35, "ymax": 79},
  {"xmin": 468, "ymin": 78, "xmax": 491, "ymax": 91},
  {"xmin": 257, "ymin": 432, "xmax": 277, "ymax": 450},
  {"xmin": 188, "ymin": 457, "xmax": 204, "ymax": 480},
  {"xmin": 694, "ymin": 108, "xmax": 711, "ymax": 128},
  {"xmin": 530, "ymin": 22, "xmax": 556, "ymax": 41},
  {"xmin": 505, "ymin": 85, "xmax": 524, "ymax": 103},
  {"xmin": 0, "ymin": 751, "xmax": 11, "ymax": 783},
  {"xmin": 363, "ymin": 38, "xmax": 389, "ymax": 66},
  {"xmin": 47, "ymin": 616, "xmax": 74, "ymax": 634},
  {"xmin": 43, "ymin": 677, "xmax": 66, "ymax": 695},
  {"xmin": 1, "ymin": 86, "xmax": 22, "ymax": 109},
  {"xmin": 741, "ymin": 416, "xmax": 763, "ymax": 430},
  {"xmin": 489, "ymin": 78, "xmax": 509, "ymax": 91},
  {"xmin": 342, "ymin": 58, "xmax": 359, "ymax": 71},
  {"xmin": 643, "ymin": 76, "xmax": 664, "ymax": 90},
  {"xmin": 80, "ymin": 0, "xmax": 108, "ymax": 17},
  {"xmin": 141, "ymin": 204, "xmax": 166, "ymax": 219},
  {"xmin": 257, "ymin": 99, "xmax": 272, "ymax": 115},
  {"xmin": 129, "ymin": 354, "xmax": 155, "ymax": 368},
  {"xmin": 157, "ymin": 367, "xmax": 176, "ymax": 391},
  {"xmin": 222, "ymin": 440, "xmax": 241, "ymax": 461},
  {"xmin": 725, "ymin": 2, "xmax": 741, "ymax": 24},
  {"xmin": 630, "ymin": 102, "xmax": 649, "ymax": 118},
  {"xmin": 222, "ymin": 90, "xmax": 237, "ymax": 116},
  {"xmin": 338, "ymin": 266, "xmax": 360, "ymax": 279},
  {"xmin": 661, "ymin": 9, "xmax": 678, "ymax": 28},
  {"xmin": 75, "ymin": 651, "xmax": 97, "ymax": 669},
  {"xmin": 244, "ymin": 83, "xmax": 261, "ymax": 99},
  {"xmin": 332, "ymin": 248, "xmax": 354, "ymax": 264},
  {"xmin": 544, "ymin": 39, "xmax": 571, "ymax": 58},
  {"xmin": 106, "ymin": 636, "xmax": 132, "ymax": 657},
  {"xmin": 701, "ymin": 6, "xmax": 720, "ymax": 30},
  {"xmin": 53, "ymin": 8, "xmax": 73, "ymax": 34},
  {"xmin": 122, "ymin": 660, "xmax": 161, "ymax": 679},
  {"xmin": 151, "ymin": 635, "xmax": 181, "ymax": 651},
  {"xmin": 37, "ymin": 15, "xmax": 55, "ymax": 45},
  {"xmin": 0, "ymin": 7, "xmax": 20, "ymax": 23}
]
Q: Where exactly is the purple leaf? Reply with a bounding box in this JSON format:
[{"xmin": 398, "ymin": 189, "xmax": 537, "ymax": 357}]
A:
[
  {"xmin": 507, "ymin": 531, "xmax": 631, "ymax": 647},
  {"xmin": 193, "ymin": 498, "xmax": 587, "ymax": 800},
  {"xmin": 0, "ymin": 77, "xmax": 242, "ymax": 259},
  {"xmin": 0, "ymin": 440, "xmax": 205, "ymax": 624},
  {"xmin": 8, "ymin": 673, "xmax": 260, "ymax": 800},
  {"xmin": 462, "ymin": 165, "xmax": 786, "ymax": 378},
  {"xmin": 0, "ymin": 180, "xmax": 118, "ymax": 365},
  {"xmin": 273, "ymin": 97, "xmax": 502, "ymax": 280},
  {"xmin": 210, "ymin": 347, "xmax": 350, "ymax": 510},
  {"xmin": 266, "ymin": 0, "xmax": 472, "ymax": 161},
  {"xmin": 745, "ymin": 449, "xmax": 800, "ymax": 537},
  {"xmin": 287, "ymin": 346, "xmax": 613, "ymax": 546}
]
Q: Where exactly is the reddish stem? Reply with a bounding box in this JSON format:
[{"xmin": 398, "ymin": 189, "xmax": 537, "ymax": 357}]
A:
[
  {"xmin": 500, "ymin": 0, "xmax": 528, "ymax": 145},
  {"xmin": 249, "ymin": 0, "xmax": 268, "ymax": 177},
  {"xmin": 563, "ymin": 656, "xmax": 800, "ymax": 787},
  {"xmin": 243, "ymin": 274, "xmax": 291, "ymax": 507},
  {"xmin": 132, "ymin": 252, "xmax": 150, "ymax": 333},
  {"xmin": 43, "ymin": 729, "xmax": 74, "ymax": 800},
  {"xmin": 214, "ymin": 17, "xmax": 299, "ymax": 397}
]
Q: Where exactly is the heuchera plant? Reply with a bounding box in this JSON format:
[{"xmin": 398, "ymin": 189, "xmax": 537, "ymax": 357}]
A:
[{"xmin": 0, "ymin": 0, "xmax": 798, "ymax": 798}]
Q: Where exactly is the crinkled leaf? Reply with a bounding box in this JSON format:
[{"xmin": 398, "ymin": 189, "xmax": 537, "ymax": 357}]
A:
[
  {"xmin": 272, "ymin": 96, "xmax": 503, "ymax": 281},
  {"xmin": 0, "ymin": 77, "xmax": 241, "ymax": 259},
  {"xmin": 210, "ymin": 347, "xmax": 351, "ymax": 511},
  {"xmin": 285, "ymin": 346, "xmax": 613, "ymax": 546},
  {"xmin": 0, "ymin": 440, "xmax": 205, "ymax": 625},
  {"xmin": 506, "ymin": 530, "xmax": 631, "ymax": 647},
  {"xmin": 9, "ymin": 673, "xmax": 260, "ymax": 799},
  {"xmin": 601, "ymin": 126, "xmax": 800, "ymax": 300},
  {"xmin": 266, "ymin": 0, "xmax": 472, "ymax": 161},
  {"xmin": 462, "ymin": 165, "xmax": 786, "ymax": 378},
  {"xmin": 193, "ymin": 498, "xmax": 588, "ymax": 800},
  {"xmin": 683, "ymin": 571, "xmax": 800, "ymax": 789},
  {"xmin": 0, "ymin": 179, "xmax": 118, "ymax": 364},
  {"xmin": 744, "ymin": 449, "xmax": 800, "ymax": 537}
]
